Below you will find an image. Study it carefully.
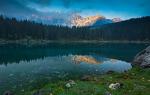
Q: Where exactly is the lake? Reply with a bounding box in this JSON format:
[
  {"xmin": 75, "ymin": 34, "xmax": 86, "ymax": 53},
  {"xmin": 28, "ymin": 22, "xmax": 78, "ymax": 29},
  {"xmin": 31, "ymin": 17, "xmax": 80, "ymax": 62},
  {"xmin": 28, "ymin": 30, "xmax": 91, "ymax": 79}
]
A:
[{"xmin": 0, "ymin": 42, "xmax": 149, "ymax": 94}]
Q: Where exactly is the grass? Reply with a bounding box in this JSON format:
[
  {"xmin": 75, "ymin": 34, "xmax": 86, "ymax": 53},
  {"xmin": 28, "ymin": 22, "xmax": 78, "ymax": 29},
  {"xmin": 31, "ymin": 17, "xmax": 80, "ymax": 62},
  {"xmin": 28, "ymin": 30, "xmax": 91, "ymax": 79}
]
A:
[{"xmin": 24, "ymin": 67, "xmax": 150, "ymax": 95}]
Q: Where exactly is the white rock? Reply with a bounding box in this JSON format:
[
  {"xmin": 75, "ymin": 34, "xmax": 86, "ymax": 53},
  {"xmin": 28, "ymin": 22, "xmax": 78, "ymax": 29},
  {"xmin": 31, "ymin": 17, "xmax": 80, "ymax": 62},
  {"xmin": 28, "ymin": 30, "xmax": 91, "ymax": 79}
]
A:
[
  {"xmin": 65, "ymin": 83, "xmax": 71, "ymax": 88},
  {"xmin": 109, "ymin": 83, "xmax": 121, "ymax": 90},
  {"xmin": 65, "ymin": 80, "xmax": 76, "ymax": 88}
]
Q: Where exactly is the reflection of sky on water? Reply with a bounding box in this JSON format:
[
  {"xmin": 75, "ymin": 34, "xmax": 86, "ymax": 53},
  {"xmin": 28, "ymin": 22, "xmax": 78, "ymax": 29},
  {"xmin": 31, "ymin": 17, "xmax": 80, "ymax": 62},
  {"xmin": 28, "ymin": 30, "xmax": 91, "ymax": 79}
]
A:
[
  {"xmin": 100, "ymin": 59, "xmax": 132, "ymax": 73},
  {"xmin": 0, "ymin": 55, "xmax": 132, "ymax": 94},
  {"xmin": 0, "ymin": 55, "xmax": 132, "ymax": 75},
  {"xmin": 0, "ymin": 43, "xmax": 148, "ymax": 94}
]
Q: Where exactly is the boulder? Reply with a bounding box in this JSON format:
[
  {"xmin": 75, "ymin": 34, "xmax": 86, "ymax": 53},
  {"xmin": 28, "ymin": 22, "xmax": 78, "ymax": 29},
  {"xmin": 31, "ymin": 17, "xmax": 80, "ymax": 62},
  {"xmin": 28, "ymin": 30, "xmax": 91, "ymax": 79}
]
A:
[{"xmin": 133, "ymin": 46, "xmax": 150, "ymax": 68}]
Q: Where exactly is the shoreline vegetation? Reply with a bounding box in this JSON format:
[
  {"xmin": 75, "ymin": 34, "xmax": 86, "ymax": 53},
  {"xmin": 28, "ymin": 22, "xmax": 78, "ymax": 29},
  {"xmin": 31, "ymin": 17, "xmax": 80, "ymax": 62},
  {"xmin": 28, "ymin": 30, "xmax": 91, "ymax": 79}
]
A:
[
  {"xmin": 0, "ymin": 39, "xmax": 150, "ymax": 45},
  {"xmin": 24, "ymin": 67, "xmax": 150, "ymax": 95}
]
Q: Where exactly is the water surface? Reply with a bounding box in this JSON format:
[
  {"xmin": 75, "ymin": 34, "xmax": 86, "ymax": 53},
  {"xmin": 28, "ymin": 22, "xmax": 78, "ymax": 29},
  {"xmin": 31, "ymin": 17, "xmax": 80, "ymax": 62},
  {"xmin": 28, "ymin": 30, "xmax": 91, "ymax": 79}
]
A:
[{"xmin": 0, "ymin": 42, "xmax": 149, "ymax": 94}]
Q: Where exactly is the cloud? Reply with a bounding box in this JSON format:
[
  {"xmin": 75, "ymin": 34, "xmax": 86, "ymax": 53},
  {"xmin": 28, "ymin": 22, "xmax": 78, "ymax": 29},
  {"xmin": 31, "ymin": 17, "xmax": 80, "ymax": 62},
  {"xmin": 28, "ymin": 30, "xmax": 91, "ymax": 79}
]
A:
[
  {"xmin": 0, "ymin": 0, "xmax": 150, "ymax": 20},
  {"xmin": 0, "ymin": 0, "xmax": 40, "ymax": 18}
]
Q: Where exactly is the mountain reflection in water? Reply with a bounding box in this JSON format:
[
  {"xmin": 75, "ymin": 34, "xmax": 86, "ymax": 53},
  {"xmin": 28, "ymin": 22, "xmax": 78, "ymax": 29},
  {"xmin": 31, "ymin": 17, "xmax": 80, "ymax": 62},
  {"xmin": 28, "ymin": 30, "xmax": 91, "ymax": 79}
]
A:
[
  {"xmin": 1, "ymin": 42, "xmax": 148, "ymax": 94},
  {"xmin": 0, "ymin": 43, "xmax": 149, "ymax": 64}
]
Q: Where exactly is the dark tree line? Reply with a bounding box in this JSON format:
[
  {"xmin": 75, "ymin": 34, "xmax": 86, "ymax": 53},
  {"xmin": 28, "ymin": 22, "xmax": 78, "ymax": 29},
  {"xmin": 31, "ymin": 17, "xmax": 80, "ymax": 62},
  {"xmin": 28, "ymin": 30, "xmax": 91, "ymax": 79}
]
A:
[
  {"xmin": 97, "ymin": 16, "xmax": 150, "ymax": 41},
  {"xmin": 0, "ymin": 15, "xmax": 150, "ymax": 41}
]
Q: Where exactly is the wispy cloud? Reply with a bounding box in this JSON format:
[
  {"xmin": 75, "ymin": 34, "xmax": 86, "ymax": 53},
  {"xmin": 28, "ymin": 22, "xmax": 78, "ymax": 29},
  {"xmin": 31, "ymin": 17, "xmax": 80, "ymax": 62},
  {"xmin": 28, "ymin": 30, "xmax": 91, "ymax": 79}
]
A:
[{"xmin": 0, "ymin": 0, "xmax": 150, "ymax": 21}]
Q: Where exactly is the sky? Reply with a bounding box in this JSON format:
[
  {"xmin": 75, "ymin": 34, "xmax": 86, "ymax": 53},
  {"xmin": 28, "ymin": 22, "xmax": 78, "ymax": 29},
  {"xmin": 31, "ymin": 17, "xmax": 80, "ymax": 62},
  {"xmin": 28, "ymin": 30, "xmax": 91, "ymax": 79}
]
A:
[{"xmin": 0, "ymin": 0, "xmax": 150, "ymax": 23}]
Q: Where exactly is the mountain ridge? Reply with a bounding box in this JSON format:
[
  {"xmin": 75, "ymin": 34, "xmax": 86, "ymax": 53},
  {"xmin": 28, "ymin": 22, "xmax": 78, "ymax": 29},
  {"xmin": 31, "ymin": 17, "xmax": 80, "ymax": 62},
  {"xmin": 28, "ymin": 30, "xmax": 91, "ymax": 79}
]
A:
[
  {"xmin": 71, "ymin": 15, "xmax": 105, "ymax": 26},
  {"xmin": 0, "ymin": 15, "xmax": 150, "ymax": 41},
  {"xmin": 71, "ymin": 15, "xmax": 122, "ymax": 27},
  {"xmin": 26, "ymin": 14, "xmax": 122, "ymax": 27}
]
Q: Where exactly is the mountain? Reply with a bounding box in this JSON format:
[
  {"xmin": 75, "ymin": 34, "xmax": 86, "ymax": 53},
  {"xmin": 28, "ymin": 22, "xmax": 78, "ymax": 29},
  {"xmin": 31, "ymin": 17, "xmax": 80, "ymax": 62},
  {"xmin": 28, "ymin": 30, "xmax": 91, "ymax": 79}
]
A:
[
  {"xmin": 71, "ymin": 15, "xmax": 112, "ymax": 27},
  {"xmin": 23, "ymin": 14, "xmax": 121, "ymax": 27},
  {"xmin": 97, "ymin": 16, "xmax": 150, "ymax": 41},
  {"xmin": 71, "ymin": 15, "xmax": 105, "ymax": 26},
  {"xmin": 71, "ymin": 15, "xmax": 121, "ymax": 27},
  {"xmin": 0, "ymin": 15, "xmax": 150, "ymax": 41},
  {"xmin": 92, "ymin": 19, "xmax": 113, "ymax": 27}
]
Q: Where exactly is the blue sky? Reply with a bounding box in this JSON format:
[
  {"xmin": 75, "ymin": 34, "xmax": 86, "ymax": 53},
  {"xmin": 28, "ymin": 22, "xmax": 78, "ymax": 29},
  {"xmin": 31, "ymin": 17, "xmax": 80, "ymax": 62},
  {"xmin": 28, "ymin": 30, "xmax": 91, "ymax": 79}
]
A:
[{"xmin": 0, "ymin": 0, "xmax": 150, "ymax": 20}]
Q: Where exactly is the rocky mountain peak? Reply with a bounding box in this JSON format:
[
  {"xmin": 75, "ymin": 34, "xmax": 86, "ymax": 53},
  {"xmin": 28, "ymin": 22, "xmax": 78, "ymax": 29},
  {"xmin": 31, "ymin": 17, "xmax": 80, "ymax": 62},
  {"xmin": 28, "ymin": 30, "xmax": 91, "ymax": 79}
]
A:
[{"xmin": 71, "ymin": 15, "xmax": 106, "ymax": 27}]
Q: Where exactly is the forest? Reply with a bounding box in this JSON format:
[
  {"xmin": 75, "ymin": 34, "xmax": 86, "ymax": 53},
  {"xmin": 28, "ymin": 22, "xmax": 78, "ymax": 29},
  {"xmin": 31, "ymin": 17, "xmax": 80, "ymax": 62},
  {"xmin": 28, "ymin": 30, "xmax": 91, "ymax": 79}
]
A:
[{"xmin": 0, "ymin": 15, "xmax": 150, "ymax": 41}]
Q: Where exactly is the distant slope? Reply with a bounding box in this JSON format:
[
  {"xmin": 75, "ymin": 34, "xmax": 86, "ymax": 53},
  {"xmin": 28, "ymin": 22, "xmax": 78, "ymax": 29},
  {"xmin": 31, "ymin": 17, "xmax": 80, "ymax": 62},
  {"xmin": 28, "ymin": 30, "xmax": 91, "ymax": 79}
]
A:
[
  {"xmin": 91, "ymin": 19, "xmax": 113, "ymax": 27},
  {"xmin": 96, "ymin": 16, "xmax": 150, "ymax": 41}
]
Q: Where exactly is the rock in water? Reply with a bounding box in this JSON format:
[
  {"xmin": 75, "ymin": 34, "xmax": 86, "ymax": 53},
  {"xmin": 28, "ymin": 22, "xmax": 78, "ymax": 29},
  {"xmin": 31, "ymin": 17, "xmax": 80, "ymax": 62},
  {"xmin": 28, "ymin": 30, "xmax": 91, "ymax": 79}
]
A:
[{"xmin": 133, "ymin": 46, "xmax": 150, "ymax": 68}]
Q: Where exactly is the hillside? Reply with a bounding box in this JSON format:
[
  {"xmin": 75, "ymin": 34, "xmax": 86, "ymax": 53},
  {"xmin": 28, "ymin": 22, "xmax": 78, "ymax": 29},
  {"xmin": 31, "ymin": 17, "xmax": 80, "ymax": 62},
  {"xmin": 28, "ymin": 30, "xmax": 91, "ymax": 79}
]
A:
[
  {"xmin": 96, "ymin": 16, "xmax": 150, "ymax": 41},
  {"xmin": 0, "ymin": 15, "xmax": 150, "ymax": 42}
]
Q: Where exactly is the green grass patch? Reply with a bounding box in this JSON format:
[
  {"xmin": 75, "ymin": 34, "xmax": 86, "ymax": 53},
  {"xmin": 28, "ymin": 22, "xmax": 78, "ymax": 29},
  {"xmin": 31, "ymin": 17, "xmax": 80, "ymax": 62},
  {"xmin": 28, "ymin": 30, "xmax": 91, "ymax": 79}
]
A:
[{"xmin": 25, "ymin": 67, "xmax": 150, "ymax": 95}]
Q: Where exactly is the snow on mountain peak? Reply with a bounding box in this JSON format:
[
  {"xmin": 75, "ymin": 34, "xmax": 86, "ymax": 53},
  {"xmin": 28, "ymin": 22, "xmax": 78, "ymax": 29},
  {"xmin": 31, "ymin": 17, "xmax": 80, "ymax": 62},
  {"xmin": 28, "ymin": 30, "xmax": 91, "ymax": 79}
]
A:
[{"xmin": 71, "ymin": 15, "xmax": 106, "ymax": 27}]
